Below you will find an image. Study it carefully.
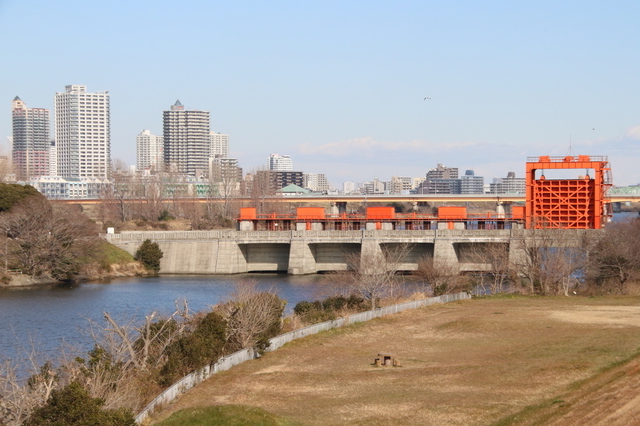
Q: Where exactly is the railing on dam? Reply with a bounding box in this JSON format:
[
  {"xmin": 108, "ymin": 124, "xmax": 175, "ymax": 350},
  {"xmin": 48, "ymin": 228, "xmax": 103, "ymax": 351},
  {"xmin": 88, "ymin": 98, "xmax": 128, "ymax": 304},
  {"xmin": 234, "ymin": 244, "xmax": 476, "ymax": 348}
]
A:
[
  {"xmin": 134, "ymin": 291, "xmax": 471, "ymax": 424},
  {"xmin": 105, "ymin": 229, "xmax": 523, "ymax": 244}
]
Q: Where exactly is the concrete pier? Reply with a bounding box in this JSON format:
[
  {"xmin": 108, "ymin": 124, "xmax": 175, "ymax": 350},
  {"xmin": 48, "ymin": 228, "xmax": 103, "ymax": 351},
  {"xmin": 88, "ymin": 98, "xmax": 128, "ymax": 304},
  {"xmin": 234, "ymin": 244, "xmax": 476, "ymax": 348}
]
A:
[{"xmin": 105, "ymin": 229, "xmax": 595, "ymax": 275}]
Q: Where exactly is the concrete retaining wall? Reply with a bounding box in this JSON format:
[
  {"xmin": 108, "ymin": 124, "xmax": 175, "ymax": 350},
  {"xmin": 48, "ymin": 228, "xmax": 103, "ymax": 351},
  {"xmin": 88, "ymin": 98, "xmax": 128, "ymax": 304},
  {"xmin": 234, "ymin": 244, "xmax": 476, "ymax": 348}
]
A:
[
  {"xmin": 105, "ymin": 229, "xmax": 595, "ymax": 276},
  {"xmin": 134, "ymin": 291, "xmax": 472, "ymax": 424}
]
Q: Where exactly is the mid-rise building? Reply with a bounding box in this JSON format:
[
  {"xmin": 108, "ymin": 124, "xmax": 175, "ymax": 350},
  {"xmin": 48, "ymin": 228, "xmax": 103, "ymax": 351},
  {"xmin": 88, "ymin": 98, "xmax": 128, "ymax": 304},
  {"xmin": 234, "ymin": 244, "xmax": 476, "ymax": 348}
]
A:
[
  {"xmin": 460, "ymin": 170, "xmax": 485, "ymax": 194},
  {"xmin": 28, "ymin": 176, "xmax": 110, "ymax": 199},
  {"xmin": 426, "ymin": 164, "xmax": 458, "ymax": 180},
  {"xmin": 54, "ymin": 85, "xmax": 110, "ymax": 179},
  {"xmin": 304, "ymin": 173, "xmax": 329, "ymax": 192},
  {"xmin": 390, "ymin": 176, "xmax": 412, "ymax": 194},
  {"xmin": 489, "ymin": 172, "xmax": 526, "ymax": 194},
  {"xmin": 417, "ymin": 164, "xmax": 460, "ymax": 194},
  {"xmin": 210, "ymin": 131, "xmax": 229, "ymax": 158},
  {"xmin": 163, "ymin": 100, "xmax": 210, "ymax": 176},
  {"xmin": 256, "ymin": 170, "xmax": 303, "ymax": 192},
  {"xmin": 209, "ymin": 155, "xmax": 242, "ymax": 183},
  {"xmin": 411, "ymin": 177, "xmax": 426, "ymax": 191},
  {"xmin": 11, "ymin": 96, "xmax": 50, "ymax": 181},
  {"xmin": 363, "ymin": 178, "xmax": 386, "ymax": 195},
  {"xmin": 343, "ymin": 181, "xmax": 358, "ymax": 194},
  {"xmin": 268, "ymin": 154, "xmax": 293, "ymax": 171},
  {"xmin": 136, "ymin": 130, "xmax": 164, "ymax": 171}
]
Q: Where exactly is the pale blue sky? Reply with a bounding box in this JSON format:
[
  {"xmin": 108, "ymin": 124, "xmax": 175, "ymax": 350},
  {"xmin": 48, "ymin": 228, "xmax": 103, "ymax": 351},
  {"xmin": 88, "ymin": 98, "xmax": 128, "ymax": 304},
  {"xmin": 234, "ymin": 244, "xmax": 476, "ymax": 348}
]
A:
[{"xmin": 1, "ymin": 0, "xmax": 639, "ymax": 186}]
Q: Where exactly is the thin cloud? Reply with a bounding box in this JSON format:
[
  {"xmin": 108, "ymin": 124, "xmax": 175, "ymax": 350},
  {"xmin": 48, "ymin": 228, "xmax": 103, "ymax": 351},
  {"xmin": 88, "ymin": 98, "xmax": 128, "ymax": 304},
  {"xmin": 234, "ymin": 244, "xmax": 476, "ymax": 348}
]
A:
[
  {"xmin": 296, "ymin": 137, "xmax": 480, "ymax": 158},
  {"xmin": 626, "ymin": 126, "xmax": 640, "ymax": 140}
]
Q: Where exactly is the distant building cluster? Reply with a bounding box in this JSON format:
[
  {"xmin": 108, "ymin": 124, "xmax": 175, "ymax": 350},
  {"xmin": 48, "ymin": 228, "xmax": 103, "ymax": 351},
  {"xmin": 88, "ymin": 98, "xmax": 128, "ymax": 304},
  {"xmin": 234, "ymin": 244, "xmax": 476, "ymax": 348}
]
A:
[
  {"xmin": 9, "ymin": 90, "xmax": 334, "ymax": 199},
  {"xmin": 10, "ymin": 88, "xmax": 640, "ymax": 202},
  {"xmin": 10, "ymin": 88, "xmax": 537, "ymax": 200},
  {"xmin": 343, "ymin": 165, "xmax": 525, "ymax": 195}
]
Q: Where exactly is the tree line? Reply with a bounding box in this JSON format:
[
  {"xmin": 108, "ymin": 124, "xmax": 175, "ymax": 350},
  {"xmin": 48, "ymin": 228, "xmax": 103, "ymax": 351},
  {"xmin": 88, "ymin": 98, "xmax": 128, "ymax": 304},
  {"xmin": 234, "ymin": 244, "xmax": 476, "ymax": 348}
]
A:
[{"xmin": 98, "ymin": 169, "xmax": 286, "ymax": 232}]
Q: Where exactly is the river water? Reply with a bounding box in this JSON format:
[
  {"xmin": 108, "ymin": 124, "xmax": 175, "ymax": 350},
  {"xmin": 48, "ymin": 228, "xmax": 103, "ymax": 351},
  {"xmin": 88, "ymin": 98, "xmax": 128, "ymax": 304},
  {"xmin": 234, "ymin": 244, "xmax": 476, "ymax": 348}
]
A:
[{"xmin": 0, "ymin": 274, "xmax": 332, "ymax": 365}]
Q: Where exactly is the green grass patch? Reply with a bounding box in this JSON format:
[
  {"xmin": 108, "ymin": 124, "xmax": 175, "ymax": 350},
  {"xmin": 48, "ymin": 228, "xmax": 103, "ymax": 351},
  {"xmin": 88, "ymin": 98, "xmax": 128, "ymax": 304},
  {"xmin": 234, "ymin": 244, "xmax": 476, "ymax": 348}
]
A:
[
  {"xmin": 157, "ymin": 405, "xmax": 299, "ymax": 426},
  {"xmin": 96, "ymin": 240, "xmax": 134, "ymax": 269}
]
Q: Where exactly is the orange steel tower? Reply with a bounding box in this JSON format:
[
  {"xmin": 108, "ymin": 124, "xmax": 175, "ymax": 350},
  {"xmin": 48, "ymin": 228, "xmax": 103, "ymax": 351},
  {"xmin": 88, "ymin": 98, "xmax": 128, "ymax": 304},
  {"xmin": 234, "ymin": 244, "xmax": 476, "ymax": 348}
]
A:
[{"xmin": 525, "ymin": 155, "xmax": 612, "ymax": 229}]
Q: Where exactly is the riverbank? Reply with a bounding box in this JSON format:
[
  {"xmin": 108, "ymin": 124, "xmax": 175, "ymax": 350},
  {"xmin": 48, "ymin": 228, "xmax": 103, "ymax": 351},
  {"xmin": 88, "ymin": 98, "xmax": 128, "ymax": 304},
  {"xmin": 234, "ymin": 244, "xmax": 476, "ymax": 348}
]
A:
[
  {"xmin": 0, "ymin": 261, "xmax": 150, "ymax": 288},
  {"xmin": 151, "ymin": 295, "xmax": 640, "ymax": 425}
]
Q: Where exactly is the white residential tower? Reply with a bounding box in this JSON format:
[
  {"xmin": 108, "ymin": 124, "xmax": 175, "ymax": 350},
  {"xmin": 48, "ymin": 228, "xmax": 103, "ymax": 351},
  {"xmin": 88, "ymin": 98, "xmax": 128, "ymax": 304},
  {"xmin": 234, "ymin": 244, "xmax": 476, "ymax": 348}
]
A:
[{"xmin": 54, "ymin": 85, "xmax": 110, "ymax": 179}]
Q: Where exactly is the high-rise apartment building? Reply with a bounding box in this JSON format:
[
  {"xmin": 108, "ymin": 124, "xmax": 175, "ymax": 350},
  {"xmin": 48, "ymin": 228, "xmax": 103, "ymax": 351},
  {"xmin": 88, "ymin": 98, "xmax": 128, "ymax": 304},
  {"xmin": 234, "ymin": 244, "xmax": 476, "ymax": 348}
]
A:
[
  {"xmin": 136, "ymin": 130, "xmax": 164, "ymax": 171},
  {"xmin": 268, "ymin": 154, "xmax": 293, "ymax": 171},
  {"xmin": 11, "ymin": 96, "xmax": 50, "ymax": 181},
  {"xmin": 54, "ymin": 85, "xmax": 110, "ymax": 179},
  {"xmin": 163, "ymin": 100, "xmax": 210, "ymax": 176},
  {"xmin": 49, "ymin": 140, "xmax": 57, "ymax": 177},
  {"xmin": 210, "ymin": 131, "xmax": 229, "ymax": 158}
]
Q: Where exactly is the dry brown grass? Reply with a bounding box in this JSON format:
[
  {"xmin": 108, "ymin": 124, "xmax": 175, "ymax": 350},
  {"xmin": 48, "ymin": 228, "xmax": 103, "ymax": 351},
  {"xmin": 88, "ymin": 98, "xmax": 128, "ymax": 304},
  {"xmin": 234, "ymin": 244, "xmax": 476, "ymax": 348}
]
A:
[{"xmin": 150, "ymin": 295, "xmax": 640, "ymax": 425}]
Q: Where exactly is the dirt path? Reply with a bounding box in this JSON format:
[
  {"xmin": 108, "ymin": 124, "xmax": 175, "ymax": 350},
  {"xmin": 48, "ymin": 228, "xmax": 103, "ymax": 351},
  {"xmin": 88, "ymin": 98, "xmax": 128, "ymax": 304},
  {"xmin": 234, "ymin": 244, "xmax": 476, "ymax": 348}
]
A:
[{"xmin": 150, "ymin": 296, "xmax": 640, "ymax": 425}]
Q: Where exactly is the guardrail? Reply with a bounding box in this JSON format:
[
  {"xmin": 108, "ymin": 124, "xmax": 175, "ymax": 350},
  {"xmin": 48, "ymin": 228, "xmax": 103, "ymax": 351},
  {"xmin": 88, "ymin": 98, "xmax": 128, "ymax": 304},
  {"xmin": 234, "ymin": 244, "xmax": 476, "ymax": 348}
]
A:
[{"xmin": 134, "ymin": 291, "xmax": 471, "ymax": 423}]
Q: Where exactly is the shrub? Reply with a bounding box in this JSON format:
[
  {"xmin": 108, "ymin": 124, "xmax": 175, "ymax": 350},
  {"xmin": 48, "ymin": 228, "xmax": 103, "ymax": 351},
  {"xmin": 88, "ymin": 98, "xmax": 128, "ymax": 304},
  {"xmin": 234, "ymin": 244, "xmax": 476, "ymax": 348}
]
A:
[
  {"xmin": 158, "ymin": 312, "xmax": 227, "ymax": 386},
  {"xmin": 134, "ymin": 239, "xmax": 163, "ymax": 272},
  {"xmin": 24, "ymin": 381, "xmax": 135, "ymax": 426},
  {"xmin": 0, "ymin": 183, "xmax": 42, "ymax": 212},
  {"xmin": 294, "ymin": 294, "xmax": 369, "ymax": 325},
  {"xmin": 158, "ymin": 210, "xmax": 174, "ymax": 221}
]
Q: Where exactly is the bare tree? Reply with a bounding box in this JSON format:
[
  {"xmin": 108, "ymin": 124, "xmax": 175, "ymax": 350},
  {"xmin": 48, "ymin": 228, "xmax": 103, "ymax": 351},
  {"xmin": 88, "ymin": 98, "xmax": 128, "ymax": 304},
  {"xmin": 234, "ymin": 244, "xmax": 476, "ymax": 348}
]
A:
[
  {"xmin": 586, "ymin": 220, "xmax": 640, "ymax": 293},
  {"xmin": 0, "ymin": 143, "xmax": 13, "ymax": 183},
  {"xmin": 0, "ymin": 342, "xmax": 58, "ymax": 426},
  {"xmin": 341, "ymin": 244, "xmax": 413, "ymax": 309},
  {"xmin": 510, "ymin": 228, "xmax": 587, "ymax": 295},
  {"xmin": 209, "ymin": 160, "xmax": 241, "ymax": 221},
  {"xmin": 140, "ymin": 173, "xmax": 165, "ymax": 221},
  {"xmin": 68, "ymin": 300, "xmax": 192, "ymax": 411},
  {"xmin": 0, "ymin": 197, "xmax": 100, "ymax": 280},
  {"xmin": 215, "ymin": 280, "xmax": 285, "ymax": 352},
  {"xmin": 249, "ymin": 169, "xmax": 286, "ymax": 215},
  {"xmin": 466, "ymin": 243, "xmax": 512, "ymax": 295},
  {"xmin": 416, "ymin": 257, "xmax": 466, "ymax": 296},
  {"xmin": 96, "ymin": 301, "xmax": 191, "ymax": 373}
]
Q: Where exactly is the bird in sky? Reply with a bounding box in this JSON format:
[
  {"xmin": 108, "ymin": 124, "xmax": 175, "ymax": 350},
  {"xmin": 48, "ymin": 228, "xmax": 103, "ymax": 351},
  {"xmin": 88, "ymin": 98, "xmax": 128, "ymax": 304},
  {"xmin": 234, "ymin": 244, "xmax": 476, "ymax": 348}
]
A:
[{"xmin": 424, "ymin": 97, "xmax": 431, "ymax": 100}]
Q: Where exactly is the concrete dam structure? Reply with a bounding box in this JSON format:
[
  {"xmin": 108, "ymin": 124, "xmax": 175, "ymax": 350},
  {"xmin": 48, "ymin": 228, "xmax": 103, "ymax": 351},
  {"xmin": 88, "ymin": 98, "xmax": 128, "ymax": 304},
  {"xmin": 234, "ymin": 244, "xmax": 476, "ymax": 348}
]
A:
[{"xmin": 104, "ymin": 229, "xmax": 594, "ymax": 275}]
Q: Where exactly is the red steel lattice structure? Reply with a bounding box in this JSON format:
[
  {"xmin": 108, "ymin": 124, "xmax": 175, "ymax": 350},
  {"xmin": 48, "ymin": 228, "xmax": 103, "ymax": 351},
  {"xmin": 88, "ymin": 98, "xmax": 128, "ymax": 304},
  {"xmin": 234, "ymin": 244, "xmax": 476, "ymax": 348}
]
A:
[{"xmin": 525, "ymin": 155, "xmax": 612, "ymax": 229}]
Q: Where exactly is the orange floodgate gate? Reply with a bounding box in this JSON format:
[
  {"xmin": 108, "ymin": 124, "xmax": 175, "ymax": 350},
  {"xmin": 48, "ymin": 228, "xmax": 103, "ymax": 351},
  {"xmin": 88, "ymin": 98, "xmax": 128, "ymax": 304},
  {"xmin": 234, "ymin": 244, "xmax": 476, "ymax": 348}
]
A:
[{"xmin": 525, "ymin": 155, "xmax": 612, "ymax": 229}]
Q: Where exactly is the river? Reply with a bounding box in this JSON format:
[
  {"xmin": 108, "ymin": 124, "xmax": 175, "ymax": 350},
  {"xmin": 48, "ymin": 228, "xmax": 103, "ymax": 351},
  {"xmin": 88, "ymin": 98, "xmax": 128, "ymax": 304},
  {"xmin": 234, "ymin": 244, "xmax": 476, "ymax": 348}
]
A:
[{"xmin": 0, "ymin": 274, "xmax": 332, "ymax": 365}]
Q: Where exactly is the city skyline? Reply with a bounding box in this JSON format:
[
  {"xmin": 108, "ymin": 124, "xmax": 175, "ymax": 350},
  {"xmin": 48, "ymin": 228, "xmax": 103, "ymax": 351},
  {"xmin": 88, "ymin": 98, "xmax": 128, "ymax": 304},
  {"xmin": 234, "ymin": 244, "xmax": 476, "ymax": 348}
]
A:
[{"xmin": 1, "ymin": 1, "xmax": 639, "ymax": 186}]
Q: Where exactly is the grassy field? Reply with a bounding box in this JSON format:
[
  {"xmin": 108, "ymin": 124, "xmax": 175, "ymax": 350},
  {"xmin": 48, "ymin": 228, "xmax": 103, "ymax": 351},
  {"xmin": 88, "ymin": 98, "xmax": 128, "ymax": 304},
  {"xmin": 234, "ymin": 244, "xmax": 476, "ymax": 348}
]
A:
[{"xmin": 151, "ymin": 295, "xmax": 640, "ymax": 425}]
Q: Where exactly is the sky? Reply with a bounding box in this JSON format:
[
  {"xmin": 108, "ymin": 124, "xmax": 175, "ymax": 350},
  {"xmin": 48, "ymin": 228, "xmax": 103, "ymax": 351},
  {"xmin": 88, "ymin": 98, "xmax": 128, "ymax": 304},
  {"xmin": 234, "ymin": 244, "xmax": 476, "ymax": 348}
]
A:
[{"xmin": 1, "ymin": 0, "xmax": 639, "ymax": 187}]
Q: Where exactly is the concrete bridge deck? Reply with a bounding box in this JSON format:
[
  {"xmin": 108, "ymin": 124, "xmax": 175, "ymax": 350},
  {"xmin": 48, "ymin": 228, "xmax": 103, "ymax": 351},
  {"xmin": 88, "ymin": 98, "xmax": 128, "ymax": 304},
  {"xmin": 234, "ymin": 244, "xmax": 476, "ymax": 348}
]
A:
[{"xmin": 105, "ymin": 229, "xmax": 596, "ymax": 276}]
